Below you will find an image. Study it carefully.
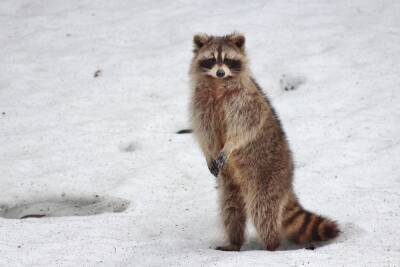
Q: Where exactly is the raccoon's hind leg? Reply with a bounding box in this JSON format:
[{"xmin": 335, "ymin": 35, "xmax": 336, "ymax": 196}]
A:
[
  {"xmin": 248, "ymin": 191, "xmax": 285, "ymax": 251},
  {"xmin": 216, "ymin": 172, "xmax": 246, "ymax": 252}
]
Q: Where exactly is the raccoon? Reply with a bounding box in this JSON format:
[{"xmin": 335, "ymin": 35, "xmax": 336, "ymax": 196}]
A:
[{"xmin": 189, "ymin": 33, "xmax": 339, "ymax": 251}]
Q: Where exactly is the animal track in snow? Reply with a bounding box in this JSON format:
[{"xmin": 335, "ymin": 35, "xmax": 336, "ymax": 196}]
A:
[
  {"xmin": 119, "ymin": 141, "xmax": 140, "ymax": 153},
  {"xmin": 0, "ymin": 195, "xmax": 130, "ymax": 219},
  {"xmin": 279, "ymin": 74, "xmax": 305, "ymax": 91}
]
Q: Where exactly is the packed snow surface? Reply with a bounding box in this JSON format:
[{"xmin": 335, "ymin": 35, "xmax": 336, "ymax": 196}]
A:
[{"xmin": 1, "ymin": 0, "xmax": 399, "ymax": 266}]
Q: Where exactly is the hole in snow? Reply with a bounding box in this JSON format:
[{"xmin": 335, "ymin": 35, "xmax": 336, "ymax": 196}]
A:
[
  {"xmin": 119, "ymin": 141, "xmax": 138, "ymax": 152},
  {"xmin": 279, "ymin": 74, "xmax": 305, "ymax": 91},
  {"xmin": 0, "ymin": 195, "xmax": 130, "ymax": 219}
]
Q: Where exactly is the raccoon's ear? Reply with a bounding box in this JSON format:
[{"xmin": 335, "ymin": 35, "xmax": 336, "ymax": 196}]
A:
[
  {"xmin": 228, "ymin": 33, "xmax": 245, "ymax": 50},
  {"xmin": 193, "ymin": 33, "xmax": 210, "ymax": 51}
]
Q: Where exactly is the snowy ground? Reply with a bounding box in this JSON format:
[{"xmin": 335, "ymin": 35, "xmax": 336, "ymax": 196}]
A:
[{"xmin": 1, "ymin": 0, "xmax": 399, "ymax": 266}]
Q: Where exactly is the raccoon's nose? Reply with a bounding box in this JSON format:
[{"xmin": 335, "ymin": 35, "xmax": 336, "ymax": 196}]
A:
[{"xmin": 216, "ymin": 69, "xmax": 225, "ymax": 78}]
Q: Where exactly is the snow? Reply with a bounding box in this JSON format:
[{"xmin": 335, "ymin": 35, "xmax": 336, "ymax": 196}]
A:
[{"xmin": 1, "ymin": 0, "xmax": 399, "ymax": 266}]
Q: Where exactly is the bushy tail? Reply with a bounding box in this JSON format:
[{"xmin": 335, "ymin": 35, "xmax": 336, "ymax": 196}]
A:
[{"xmin": 282, "ymin": 196, "xmax": 339, "ymax": 244}]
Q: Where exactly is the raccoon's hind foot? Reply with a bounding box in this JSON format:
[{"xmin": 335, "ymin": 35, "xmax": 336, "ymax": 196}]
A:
[
  {"xmin": 305, "ymin": 243, "xmax": 316, "ymax": 250},
  {"xmin": 215, "ymin": 244, "xmax": 241, "ymax": 251}
]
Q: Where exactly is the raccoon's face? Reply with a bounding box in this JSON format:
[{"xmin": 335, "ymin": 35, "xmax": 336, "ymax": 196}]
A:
[{"xmin": 192, "ymin": 33, "xmax": 246, "ymax": 79}]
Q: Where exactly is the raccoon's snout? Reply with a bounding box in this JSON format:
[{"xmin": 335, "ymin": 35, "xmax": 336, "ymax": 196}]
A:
[{"xmin": 216, "ymin": 69, "xmax": 225, "ymax": 78}]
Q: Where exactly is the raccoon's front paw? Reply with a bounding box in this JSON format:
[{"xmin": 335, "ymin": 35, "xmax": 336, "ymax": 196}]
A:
[
  {"xmin": 208, "ymin": 159, "xmax": 219, "ymax": 177},
  {"xmin": 208, "ymin": 153, "xmax": 226, "ymax": 177}
]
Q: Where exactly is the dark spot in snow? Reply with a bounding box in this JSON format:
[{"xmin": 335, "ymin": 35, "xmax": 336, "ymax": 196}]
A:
[
  {"xmin": 94, "ymin": 70, "xmax": 102, "ymax": 78},
  {"xmin": 66, "ymin": 33, "xmax": 71, "ymax": 37},
  {"xmin": 2, "ymin": 112, "xmax": 5, "ymax": 115},
  {"xmin": 121, "ymin": 142, "xmax": 136, "ymax": 152},
  {"xmin": 177, "ymin": 129, "xmax": 193, "ymax": 134},
  {"xmin": 20, "ymin": 214, "xmax": 46, "ymax": 219}
]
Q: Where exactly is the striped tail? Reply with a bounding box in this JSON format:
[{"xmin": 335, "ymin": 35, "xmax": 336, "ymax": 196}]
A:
[{"xmin": 282, "ymin": 196, "xmax": 339, "ymax": 244}]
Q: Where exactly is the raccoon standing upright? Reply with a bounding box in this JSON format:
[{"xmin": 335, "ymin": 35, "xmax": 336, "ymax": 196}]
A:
[{"xmin": 189, "ymin": 33, "xmax": 339, "ymax": 251}]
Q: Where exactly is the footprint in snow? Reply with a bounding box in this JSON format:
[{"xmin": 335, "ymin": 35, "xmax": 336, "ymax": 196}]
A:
[
  {"xmin": 0, "ymin": 195, "xmax": 130, "ymax": 219},
  {"xmin": 279, "ymin": 74, "xmax": 305, "ymax": 91}
]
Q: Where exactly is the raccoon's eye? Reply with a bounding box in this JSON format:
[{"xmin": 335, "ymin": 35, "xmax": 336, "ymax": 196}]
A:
[
  {"xmin": 224, "ymin": 58, "xmax": 241, "ymax": 71},
  {"xmin": 199, "ymin": 58, "xmax": 216, "ymax": 69}
]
